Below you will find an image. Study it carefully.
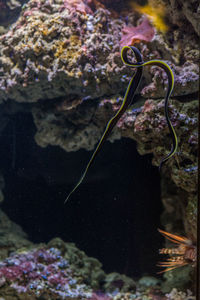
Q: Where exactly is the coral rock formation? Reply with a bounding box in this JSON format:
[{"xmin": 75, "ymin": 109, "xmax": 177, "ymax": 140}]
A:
[{"xmin": 0, "ymin": 0, "xmax": 198, "ymax": 295}]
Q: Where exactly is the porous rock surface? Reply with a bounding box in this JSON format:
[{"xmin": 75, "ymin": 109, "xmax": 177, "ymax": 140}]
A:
[
  {"xmin": 0, "ymin": 0, "xmax": 198, "ymax": 103},
  {"xmin": 165, "ymin": 0, "xmax": 200, "ymax": 36}
]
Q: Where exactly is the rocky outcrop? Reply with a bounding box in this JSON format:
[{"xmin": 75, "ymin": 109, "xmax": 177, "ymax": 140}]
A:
[
  {"xmin": 166, "ymin": 0, "xmax": 200, "ymax": 36},
  {"xmin": 0, "ymin": 237, "xmax": 194, "ymax": 299},
  {"xmin": 0, "ymin": 209, "xmax": 32, "ymax": 261}
]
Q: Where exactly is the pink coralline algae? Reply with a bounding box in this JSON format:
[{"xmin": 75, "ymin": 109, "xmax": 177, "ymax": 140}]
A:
[
  {"xmin": 61, "ymin": 0, "xmax": 116, "ymax": 15},
  {"xmin": 62, "ymin": 0, "xmax": 93, "ymax": 14},
  {"xmin": 0, "ymin": 247, "xmax": 92, "ymax": 298},
  {"xmin": 134, "ymin": 99, "xmax": 173, "ymax": 133},
  {"xmin": 120, "ymin": 18, "xmax": 155, "ymax": 47}
]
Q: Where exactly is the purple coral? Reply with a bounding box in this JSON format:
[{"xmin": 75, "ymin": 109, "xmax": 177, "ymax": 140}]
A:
[{"xmin": 0, "ymin": 247, "xmax": 91, "ymax": 298}]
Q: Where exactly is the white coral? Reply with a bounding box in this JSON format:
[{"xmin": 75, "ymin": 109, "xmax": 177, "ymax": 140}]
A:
[{"xmin": 166, "ymin": 288, "xmax": 195, "ymax": 300}]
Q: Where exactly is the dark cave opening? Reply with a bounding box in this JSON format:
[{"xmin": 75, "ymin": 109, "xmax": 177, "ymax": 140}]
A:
[{"xmin": 1, "ymin": 112, "xmax": 163, "ymax": 279}]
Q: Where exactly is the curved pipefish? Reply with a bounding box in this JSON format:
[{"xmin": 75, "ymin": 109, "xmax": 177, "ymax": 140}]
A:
[
  {"xmin": 65, "ymin": 46, "xmax": 143, "ymax": 203},
  {"xmin": 65, "ymin": 46, "xmax": 177, "ymax": 203},
  {"xmin": 121, "ymin": 46, "xmax": 178, "ymax": 171}
]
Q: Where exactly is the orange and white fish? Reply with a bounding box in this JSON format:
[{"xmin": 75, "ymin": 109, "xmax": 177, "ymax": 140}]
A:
[{"xmin": 158, "ymin": 229, "xmax": 196, "ymax": 273}]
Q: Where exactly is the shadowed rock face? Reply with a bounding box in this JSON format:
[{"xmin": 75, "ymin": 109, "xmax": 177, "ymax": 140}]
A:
[
  {"xmin": 0, "ymin": 0, "xmax": 26, "ymax": 32},
  {"xmin": 166, "ymin": 0, "xmax": 200, "ymax": 36},
  {"xmin": 0, "ymin": 209, "xmax": 32, "ymax": 260}
]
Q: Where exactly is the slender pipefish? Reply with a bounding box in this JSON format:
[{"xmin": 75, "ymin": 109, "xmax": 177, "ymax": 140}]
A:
[{"xmin": 65, "ymin": 46, "xmax": 177, "ymax": 203}]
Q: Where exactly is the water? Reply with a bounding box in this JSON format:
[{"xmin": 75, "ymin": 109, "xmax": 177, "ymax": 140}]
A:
[{"xmin": 0, "ymin": 0, "xmax": 198, "ymax": 299}]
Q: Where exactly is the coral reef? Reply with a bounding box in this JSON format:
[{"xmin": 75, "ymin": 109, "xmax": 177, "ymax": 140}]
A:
[
  {"xmin": 0, "ymin": 240, "xmax": 194, "ymax": 299},
  {"xmin": 118, "ymin": 98, "xmax": 198, "ymax": 238},
  {"xmin": 103, "ymin": 272, "xmax": 136, "ymax": 293},
  {"xmin": 0, "ymin": 246, "xmax": 94, "ymax": 299},
  {"xmin": 0, "ymin": 236, "xmax": 110, "ymax": 298},
  {"xmin": 166, "ymin": 288, "xmax": 195, "ymax": 300},
  {"xmin": 0, "ymin": 0, "xmax": 198, "ymax": 103},
  {"xmin": 0, "ymin": 1, "xmax": 128, "ymax": 103},
  {"xmin": 47, "ymin": 238, "xmax": 106, "ymax": 290},
  {"xmin": 0, "ymin": 0, "xmax": 198, "ymax": 296},
  {"xmin": 32, "ymin": 95, "xmax": 121, "ymax": 152}
]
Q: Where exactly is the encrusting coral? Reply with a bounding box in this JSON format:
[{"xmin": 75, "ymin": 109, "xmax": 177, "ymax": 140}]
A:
[
  {"xmin": 0, "ymin": 0, "xmax": 198, "ymax": 103},
  {"xmin": 120, "ymin": 18, "xmax": 155, "ymax": 47},
  {"xmin": 0, "ymin": 246, "xmax": 98, "ymax": 299},
  {"xmin": 0, "ymin": 240, "xmax": 194, "ymax": 299}
]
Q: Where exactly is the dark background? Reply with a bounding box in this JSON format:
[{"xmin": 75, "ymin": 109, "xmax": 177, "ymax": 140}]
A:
[{"xmin": 1, "ymin": 112, "xmax": 163, "ymax": 278}]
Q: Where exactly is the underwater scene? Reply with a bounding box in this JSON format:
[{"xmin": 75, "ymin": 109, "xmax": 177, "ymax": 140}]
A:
[{"xmin": 0, "ymin": 0, "xmax": 199, "ymax": 299}]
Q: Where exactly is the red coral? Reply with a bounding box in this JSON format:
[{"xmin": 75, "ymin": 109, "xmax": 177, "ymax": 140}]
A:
[
  {"xmin": 62, "ymin": 0, "xmax": 93, "ymax": 14},
  {"xmin": 61, "ymin": 0, "xmax": 117, "ymax": 15},
  {"xmin": 120, "ymin": 18, "xmax": 155, "ymax": 47}
]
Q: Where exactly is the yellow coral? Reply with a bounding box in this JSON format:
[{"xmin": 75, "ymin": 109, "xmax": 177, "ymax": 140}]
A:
[
  {"xmin": 33, "ymin": 42, "xmax": 43, "ymax": 55},
  {"xmin": 54, "ymin": 35, "xmax": 81, "ymax": 61},
  {"xmin": 54, "ymin": 41, "xmax": 66, "ymax": 58},
  {"xmin": 69, "ymin": 35, "xmax": 81, "ymax": 47},
  {"xmin": 130, "ymin": 0, "xmax": 169, "ymax": 33},
  {"xmin": 41, "ymin": 28, "xmax": 49, "ymax": 36}
]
